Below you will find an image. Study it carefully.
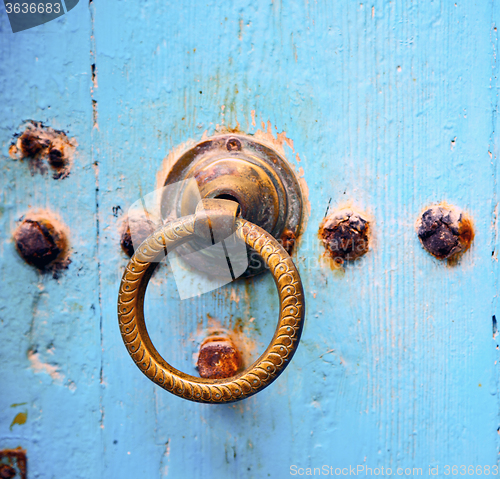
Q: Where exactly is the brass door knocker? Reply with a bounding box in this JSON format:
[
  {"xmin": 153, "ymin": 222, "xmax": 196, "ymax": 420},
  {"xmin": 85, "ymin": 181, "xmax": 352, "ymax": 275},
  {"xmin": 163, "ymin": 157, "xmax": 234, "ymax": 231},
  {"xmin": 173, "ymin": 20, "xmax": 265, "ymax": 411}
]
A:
[{"xmin": 117, "ymin": 199, "xmax": 305, "ymax": 403}]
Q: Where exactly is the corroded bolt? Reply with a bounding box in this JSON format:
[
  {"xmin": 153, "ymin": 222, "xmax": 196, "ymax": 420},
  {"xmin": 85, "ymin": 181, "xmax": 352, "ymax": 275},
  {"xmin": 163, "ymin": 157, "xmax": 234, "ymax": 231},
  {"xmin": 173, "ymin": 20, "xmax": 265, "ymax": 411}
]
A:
[
  {"xmin": 48, "ymin": 147, "xmax": 64, "ymax": 168},
  {"xmin": 319, "ymin": 208, "xmax": 370, "ymax": 264},
  {"xmin": 0, "ymin": 464, "xmax": 16, "ymax": 479},
  {"xmin": 280, "ymin": 228, "xmax": 296, "ymax": 256},
  {"xmin": 120, "ymin": 225, "xmax": 135, "ymax": 257},
  {"xmin": 416, "ymin": 204, "xmax": 474, "ymax": 260},
  {"xmin": 14, "ymin": 216, "xmax": 67, "ymax": 269},
  {"xmin": 120, "ymin": 215, "xmax": 157, "ymax": 257},
  {"xmin": 11, "ymin": 122, "xmax": 74, "ymax": 179},
  {"xmin": 197, "ymin": 336, "xmax": 242, "ymax": 379},
  {"xmin": 19, "ymin": 129, "xmax": 49, "ymax": 157},
  {"xmin": 47, "ymin": 138, "xmax": 67, "ymax": 169}
]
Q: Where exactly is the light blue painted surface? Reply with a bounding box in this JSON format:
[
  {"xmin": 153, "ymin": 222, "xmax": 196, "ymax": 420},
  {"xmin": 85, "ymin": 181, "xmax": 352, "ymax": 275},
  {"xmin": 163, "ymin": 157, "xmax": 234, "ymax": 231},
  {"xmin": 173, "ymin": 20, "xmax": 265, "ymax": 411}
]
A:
[{"xmin": 2, "ymin": 1, "xmax": 500, "ymax": 478}]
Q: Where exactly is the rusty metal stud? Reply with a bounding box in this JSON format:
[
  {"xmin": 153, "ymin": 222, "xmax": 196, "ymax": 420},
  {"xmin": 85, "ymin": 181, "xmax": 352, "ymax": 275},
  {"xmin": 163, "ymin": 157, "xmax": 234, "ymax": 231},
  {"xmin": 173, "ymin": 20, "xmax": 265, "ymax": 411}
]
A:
[
  {"xmin": 48, "ymin": 147, "xmax": 65, "ymax": 168},
  {"xmin": 225, "ymin": 137, "xmax": 242, "ymax": 151},
  {"xmin": 120, "ymin": 214, "xmax": 158, "ymax": 257},
  {"xmin": 118, "ymin": 199, "xmax": 305, "ymax": 403},
  {"xmin": 19, "ymin": 129, "xmax": 49, "ymax": 157},
  {"xmin": 0, "ymin": 464, "xmax": 16, "ymax": 479},
  {"xmin": 319, "ymin": 208, "xmax": 370, "ymax": 264},
  {"xmin": 280, "ymin": 228, "xmax": 296, "ymax": 256},
  {"xmin": 10, "ymin": 121, "xmax": 74, "ymax": 179},
  {"xmin": 47, "ymin": 138, "xmax": 68, "ymax": 169},
  {"xmin": 0, "ymin": 449, "xmax": 26, "ymax": 479},
  {"xmin": 14, "ymin": 215, "xmax": 68, "ymax": 270},
  {"xmin": 47, "ymin": 138, "xmax": 71, "ymax": 179},
  {"xmin": 197, "ymin": 336, "xmax": 242, "ymax": 379},
  {"xmin": 0, "ymin": 464, "xmax": 17, "ymax": 479},
  {"xmin": 416, "ymin": 204, "xmax": 474, "ymax": 261}
]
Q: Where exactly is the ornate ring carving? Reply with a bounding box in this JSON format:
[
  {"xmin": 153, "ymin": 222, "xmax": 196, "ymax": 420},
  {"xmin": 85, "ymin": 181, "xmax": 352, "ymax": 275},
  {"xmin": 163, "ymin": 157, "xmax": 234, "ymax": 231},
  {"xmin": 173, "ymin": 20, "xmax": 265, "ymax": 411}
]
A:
[{"xmin": 117, "ymin": 212, "xmax": 305, "ymax": 403}]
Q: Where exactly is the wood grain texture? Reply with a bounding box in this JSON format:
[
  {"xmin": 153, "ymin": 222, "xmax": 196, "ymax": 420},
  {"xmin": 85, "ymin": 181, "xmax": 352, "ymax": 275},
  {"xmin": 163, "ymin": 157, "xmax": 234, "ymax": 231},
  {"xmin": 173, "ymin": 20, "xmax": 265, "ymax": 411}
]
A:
[
  {"xmin": 0, "ymin": 3, "xmax": 102, "ymax": 478},
  {"xmin": 1, "ymin": 0, "xmax": 500, "ymax": 477}
]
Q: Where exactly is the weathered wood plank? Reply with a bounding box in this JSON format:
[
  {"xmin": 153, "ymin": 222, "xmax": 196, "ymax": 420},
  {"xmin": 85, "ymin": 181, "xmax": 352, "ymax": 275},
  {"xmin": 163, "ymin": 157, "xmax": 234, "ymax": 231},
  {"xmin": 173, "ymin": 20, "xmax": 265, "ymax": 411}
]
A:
[
  {"xmin": 1, "ymin": 0, "xmax": 500, "ymax": 477},
  {"xmin": 0, "ymin": 3, "xmax": 101, "ymax": 477}
]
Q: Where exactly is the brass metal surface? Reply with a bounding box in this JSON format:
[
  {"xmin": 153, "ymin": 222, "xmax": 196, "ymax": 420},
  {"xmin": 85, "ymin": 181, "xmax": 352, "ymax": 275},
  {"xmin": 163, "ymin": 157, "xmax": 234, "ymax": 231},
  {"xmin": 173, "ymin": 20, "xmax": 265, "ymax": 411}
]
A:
[
  {"xmin": 193, "ymin": 198, "xmax": 241, "ymax": 243},
  {"xmin": 117, "ymin": 201, "xmax": 305, "ymax": 403},
  {"xmin": 160, "ymin": 134, "xmax": 303, "ymax": 277}
]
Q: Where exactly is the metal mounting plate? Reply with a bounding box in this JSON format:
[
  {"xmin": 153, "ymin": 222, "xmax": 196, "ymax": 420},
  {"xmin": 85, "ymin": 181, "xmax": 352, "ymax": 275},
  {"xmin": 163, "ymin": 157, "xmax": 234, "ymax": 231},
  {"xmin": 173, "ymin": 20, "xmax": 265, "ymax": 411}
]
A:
[{"xmin": 160, "ymin": 134, "xmax": 303, "ymax": 277}]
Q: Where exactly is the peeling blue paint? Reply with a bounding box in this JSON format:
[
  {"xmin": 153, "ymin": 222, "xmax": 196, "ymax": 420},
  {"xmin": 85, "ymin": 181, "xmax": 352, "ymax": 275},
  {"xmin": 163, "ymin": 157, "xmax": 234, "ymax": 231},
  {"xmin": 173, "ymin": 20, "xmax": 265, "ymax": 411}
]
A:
[{"xmin": 1, "ymin": 0, "xmax": 500, "ymax": 477}]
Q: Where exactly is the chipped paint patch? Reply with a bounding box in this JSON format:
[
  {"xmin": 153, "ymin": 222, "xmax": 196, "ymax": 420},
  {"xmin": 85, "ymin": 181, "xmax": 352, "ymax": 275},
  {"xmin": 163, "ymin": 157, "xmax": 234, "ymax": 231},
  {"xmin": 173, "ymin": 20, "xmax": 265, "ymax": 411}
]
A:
[
  {"xmin": 9, "ymin": 121, "xmax": 76, "ymax": 179},
  {"xmin": 9, "ymin": 411, "xmax": 27, "ymax": 431},
  {"xmin": 156, "ymin": 137, "xmax": 199, "ymax": 193},
  {"xmin": 230, "ymin": 287, "xmax": 240, "ymax": 304},
  {"xmin": 28, "ymin": 350, "xmax": 64, "ymax": 382},
  {"xmin": 250, "ymin": 109, "xmax": 256, "ymax": 127}
]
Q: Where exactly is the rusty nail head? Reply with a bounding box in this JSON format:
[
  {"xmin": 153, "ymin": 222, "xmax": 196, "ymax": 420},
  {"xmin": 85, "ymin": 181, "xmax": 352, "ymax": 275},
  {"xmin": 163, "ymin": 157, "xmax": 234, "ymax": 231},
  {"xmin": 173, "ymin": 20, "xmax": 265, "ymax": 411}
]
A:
[
  {"xmin": 47, "ymin": 139, "xmax": 67, "ymax": 169},
  {"xmin": 319, "ymin": 208, "xmax": 370, "ymax": 264},
  {"xmin": 120, "ymin": 223, "xmax": 135, "ymax": 258},
  {"xmin": 197, "ymin": 336, "xmax": 242, "ymax": 379},
  {"xmin": 417, "ymin": 204, "xmax": 474, "ymax": 260},
  {"xmin": 19, "ymin": 130, "xmax": 49, "ymax": 157},
  {"xmin": 280, "ymin": 228, "xmax": 296, "ymax": 256},
  {"xmin": 0, "ymin": 465, "xmax": 16, "ymax": 479},
  {"xmin": 14, "ymin": 216, "xmax": 68, "ymax": 270},
  {"xmin": 48, "ymin": 148, "xmax": 64, "ymax": 167},
  {"xmin": 0, "ymin": 448, "xmax": 26, "ymax": 479}
]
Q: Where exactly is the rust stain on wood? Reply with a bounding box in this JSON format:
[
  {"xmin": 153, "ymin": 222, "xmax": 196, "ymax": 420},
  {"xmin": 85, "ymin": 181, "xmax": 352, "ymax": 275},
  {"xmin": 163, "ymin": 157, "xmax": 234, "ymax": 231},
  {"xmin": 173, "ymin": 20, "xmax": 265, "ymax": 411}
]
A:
[
  {"xmin": 9, "ymin": 121, "xmax": 76, "ymax": 179},
  {"xmin": 13, "ymin": 211, "xmax": 70, "ymax": 275},
  {"xmin": 319, "ymin": 208, "xmax": 371, "ymax": 266},
  {"xmin": 416, "ymin": 202, "xmax": 474, "ymax": 263}
]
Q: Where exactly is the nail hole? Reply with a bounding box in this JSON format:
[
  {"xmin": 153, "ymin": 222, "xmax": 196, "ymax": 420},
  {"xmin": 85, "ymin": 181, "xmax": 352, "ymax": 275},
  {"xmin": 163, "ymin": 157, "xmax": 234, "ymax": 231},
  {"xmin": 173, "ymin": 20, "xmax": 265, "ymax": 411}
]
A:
[{"xmin": 226, "ymin": 137, "xmax": 241, "ymax": 151}]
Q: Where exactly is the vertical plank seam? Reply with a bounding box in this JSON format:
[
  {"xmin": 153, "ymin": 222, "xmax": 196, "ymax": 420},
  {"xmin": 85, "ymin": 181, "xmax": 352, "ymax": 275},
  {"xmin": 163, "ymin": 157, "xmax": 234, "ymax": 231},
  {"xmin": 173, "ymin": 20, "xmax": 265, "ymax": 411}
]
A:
[{"xmin": 89, "ymin": 0, "xmax": 104, "ymax": 472}]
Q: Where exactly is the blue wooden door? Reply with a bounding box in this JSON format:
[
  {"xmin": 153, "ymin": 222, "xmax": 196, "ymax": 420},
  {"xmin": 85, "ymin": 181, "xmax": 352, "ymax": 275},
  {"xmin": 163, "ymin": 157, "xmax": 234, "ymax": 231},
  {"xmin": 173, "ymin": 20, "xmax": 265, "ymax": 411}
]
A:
[{"xmin": 1, "ymin": 1, "xmax": 500, "ymax": 478}]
